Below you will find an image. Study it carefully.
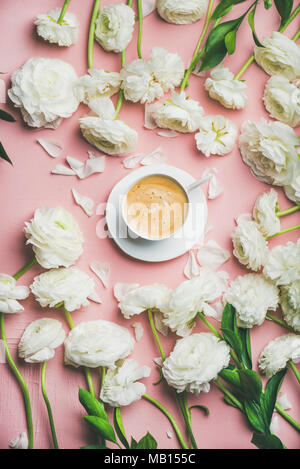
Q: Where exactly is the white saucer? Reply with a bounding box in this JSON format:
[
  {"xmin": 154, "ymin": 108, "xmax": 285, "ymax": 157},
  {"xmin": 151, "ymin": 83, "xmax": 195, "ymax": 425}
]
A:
[{"xmin": 105, "ymin": 164, "xmax": 207, "ymax": 262}]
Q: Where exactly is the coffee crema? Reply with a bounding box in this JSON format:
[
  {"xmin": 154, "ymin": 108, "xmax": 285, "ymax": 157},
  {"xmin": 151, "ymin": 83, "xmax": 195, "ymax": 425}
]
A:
[{"xmin": 124, "ymin": 175, "xmax": 188, "ymax": 239}]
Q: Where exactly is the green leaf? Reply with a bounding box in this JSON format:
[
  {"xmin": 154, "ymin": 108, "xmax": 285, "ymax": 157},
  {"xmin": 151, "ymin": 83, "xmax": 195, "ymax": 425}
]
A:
[
  {"xmin": 211, "ymin": 0, "xmax": 248, "ymax": 21},
  {"xmin": 238, "ymin": 370, "xmax": 263, "ymax": 403},
  {"xmin": 136, "ymin": 432, "xmax": 158, "ymax": 449},
  {"xmin": 84, "ymin": 416, "xmax": 117, "ymax": 444},
  {"xmin": 225, "ymin": 29, "xmax": 237, "ymax": 54},
  {"xmin": 251, "ymin": 432, "xmax": 285, "ymax": 449},
  {"xmin": 80, "ymin": 444, "xmax": 107, "ymax": 449},
  {"xmin": 248, "ymin": 5, "xmax": 264, "ymax": 47},
  {"xmin": 262, "ymin": 369, "xmax": 287, "ymax": 426},
  {"xmin": 0, "ymin": 109, "xmax": 16, "ymax": 122},
  {"xmin": 239, "ymin": 328, "xmax": 252, "ymax": 370},
  {"xmin": 223, "ymin": 394, "xmax": 242, "ymax": 409},
  {"xmin": 219, "ymin": 368, "xmax": 243, "ymax": 391},
  {"xmin": 189, "ymin": 404, "xmax": 210, "ymax": 416},
  {"xmin": 221, "ymin": 328, "xmax": 243, "ymax": 360},
  {"xmin": 78, "ymin": 388, "xmax": 108, "ymax": 421},
  {"xmin": 0, "ymin": 141, "xmax": 12, "ymax": 164},
  {"xmin": 205, "ymin": 18, "xmax": 243, "ymax": 51},
  {"xmin": 274, "ymin": 0, "xmax": 293, "ymax": 28},
  {"xmin": 199, "ymin": 41, "xmax": 228, "ymax": 71},
  {"xmin": 113, "ymin": 407, "xmax": 130, "ymax": 449},
  {"xmin": 244, "ymin": 400, "xmax": 268, "ymax": 434},
  {"xmin": 130, "ymin": 437, "xmax": 138, "ymax": 449},
  {"xmin": 221, "ymin": 303, "xmax": 236, "ymax": 331},
  {"xmin": 264, "ymin": 0, "xmax": 272, "ymax": 9}
]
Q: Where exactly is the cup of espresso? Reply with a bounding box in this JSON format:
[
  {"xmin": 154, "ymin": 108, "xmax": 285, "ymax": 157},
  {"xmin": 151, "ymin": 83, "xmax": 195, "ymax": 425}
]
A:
[{"xmin": 121, "ymin": 173, "xmax": 190, "ymax": 241}]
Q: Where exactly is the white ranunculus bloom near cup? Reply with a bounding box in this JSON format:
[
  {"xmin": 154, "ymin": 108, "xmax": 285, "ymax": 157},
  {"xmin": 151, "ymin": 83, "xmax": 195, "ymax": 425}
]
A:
[
  {"xmin": 118, "ymin": 283, "xmax": 172, "ymax": 319},
  {"xmin": 8, "ymin": 58, "xmax": 79, "ymax": 129},
  {"xmin": 195, "ymin": 115, "xmax": 238, "ymax": 157},
  {"xmin": 157, "ymin": 0, "xmax": 208, "ymax": 24},
  {"xmin": 18, "ymin": 318, "xmax": 65, "ymax": 363},
  {"xmin": 34, "ymin": 7, "xmax": 79, "ymax": 47},
  {"xmin": 204, "ymin": 65, "xmax": 248, "ymax": 110},
  {"xmin": 263, "ymin": 76, "xmax": 300, "ymax": 128},
  {"xmin": 231, "ymin": 218, "xmax": 269, "ymax": 271},
  {"xmin": 95, "ymin": 3, "xmax": 135, "ymax": 53},
  {"xmin": 24, "ymin": 206, "xmax": 84, "ymax": 269},
  {"xmin": 258, "ymin": 334, "xmax": 300, "ymax": 378},
  {"xmin": 0, "ymin": 274, "xmax": 29, "ymax": 314}
]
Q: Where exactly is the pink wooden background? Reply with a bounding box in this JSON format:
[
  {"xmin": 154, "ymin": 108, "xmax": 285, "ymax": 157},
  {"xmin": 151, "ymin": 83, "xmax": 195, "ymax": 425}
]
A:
[{"xmin": 0, "ymin": 0, "xmax": 299, "ymax": 449}]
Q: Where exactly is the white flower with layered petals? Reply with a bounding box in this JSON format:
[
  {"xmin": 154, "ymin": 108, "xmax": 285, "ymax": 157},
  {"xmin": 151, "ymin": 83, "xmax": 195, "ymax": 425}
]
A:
[
  {"xmin": 0, "ymin": 274, "xmax": 29, "ymax": 314},
  {"xmin": 205, "ymin": 65, "xmax": 248, "ymax": 110},
  {"xmin": 238, "ymin": 118, "xmax": 299, "ymax": 187},
  {"xmin": 74, "ymin": 69, "xmax": 121, "ymax": 104},
  {"xmin": 79, "ymin": 114, "xmax": 138, "ymax": 156},
  {"xmin": 254, "ymin": 32, "xmax": 300, "ymax": 81},
  {"xmin": 100, "ymin": 359, "xmax": 151, "ymax": 407},
  {"xmin": 147, "ymin": 91, "xmax": 204, "ymax": 133},
  {"xmin": 8, "ymin": 58, "xmax": 79, "ymax": 129},
  {"xmin": 24, "ymin": 206, "xmax": 84, "ymax": 269},
  {"xmin": 280, "ymin": 281, "xmax": 300, "ymax": 333},
  {"xmin": 263, "ymin": 239, "xmax": 300, "ymax": 286},
  {"xmin": 258, "ymin": 334, "xmax": 300, "ymax": 378},
  {"xmin": 161, "ymin": 268, "xmax": 229, "ymax": 336},
  {"xmin": 30, "ymin": 268, "xmax": 100, "ymax": 312},
  {"xmin": 252, "ymin": 189, "xmax": 281, "ymax": 238},
  {"xmin": 224, "ymin": 274, "xmax": 279, "ymax": 328},
  {"xmin": 148, "ymin": 47, "xmax": 185, "ymax": 92},
  {"xmin": 195, "ymin": 115, "xmax": 237, "ymax": 157},
  {"xmin": 157, "ymin": 0, "xmax": 208, "ymax": 24},
  {"xmin": 95, "ymin": 3, "xmax": 135, "ymax": 53},
  {"xmin": 162, "ymin": 333, "xmax": 230, "ymax": 394},
  {"xmin": 118, "ymin": 284, "xmax": 172, "ymax": 319},
  {"xmin": 263, "ymin": 76, "xmax": 300, "ymax": 128},
  {"xmin": 64, "ymin": 320, "xmax": 135, "ymax": 368},
  {"xmin": 18, "ymin": 318, "xmax": 65, "ymax": 363},
  {"xmin": 34, "ymin": 7, "xmax": 79, "ymax": 47},
  {"xmin": 231, "ymin": 219, "xmax": 269, "ymax": 271},
  {"xmin": 284, "ymin": 164, "xmax": 300, "ymax": 205}
]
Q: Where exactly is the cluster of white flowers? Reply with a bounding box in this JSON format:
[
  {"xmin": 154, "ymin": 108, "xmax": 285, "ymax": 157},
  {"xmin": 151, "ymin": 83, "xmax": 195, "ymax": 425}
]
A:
[
  {"xmin": 157, "ymin": 0, "xmax": 209, "ymax": 24},
  {"xmin": 121, "ymin": 47, "xmax": 185, "ymax": 104},
  {"xmin": 34, "ymin": 8, "xmax": 79, "ymax": 47}
]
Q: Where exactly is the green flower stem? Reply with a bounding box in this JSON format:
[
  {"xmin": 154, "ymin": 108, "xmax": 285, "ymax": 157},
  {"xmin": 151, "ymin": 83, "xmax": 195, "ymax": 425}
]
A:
[
  {"xmin": 265, "ymin": 224, "xmax": 300, "ymax": 240},
  {"xmin": 137, "ymin": 0, "xmax": 143, "ymax": 59},
  {"xmin": 87, "ymin": 0, "xmax": 101, "ymax": 69},
  {"xmin": 41, "ymin": 361, "xmax": 59, "ymax": 449},
  {"xmin": 214, "ymin": 378, "xmax": 244, "ymax": 412},
  {"xmin": 275, "ymin": 403, "xmax": 300, "ymax": 433},
  {"xmin": 197, "ymin": 312, "xmax": 243, "ymax": 369},
  {"xmin": 276, "ymin": 206, "xmax": 300, "ymax": 217},
  {"xmin": 266, "ymin": 312, "xmax": 294, "ymax": 332},
  {"xmin": 0, "ymin": 312, "xmax": 34, "ymax": 448},
  {"xmin": 63, "ymin": 308, "xmax": 96, "ymax": 398},
  {"xmin": 180, "ymin": 0, "xmax": 216, "ymax": 91},
  {"xmin": 234, "ymin": 4, "xmax": 300, "ymax": 80},
  {"xmin": 57, "ymin": 0, "xmax": 70, "ymax": 24},
  {"xmin": 293, "ymin": 29, "xmax": 300, "ymax": 42},
  {"xmin": 147, "ymin": 309, "xmax": 166, "ymax": 361},
  {"xmin": 143, "ymin": 394, "xmax": 189, "ymax": 449},
  {"xmin": 13, "ymin": 257, "xmax": 37, "ymax": 280},
  {"xmin": 288, "ymin": 360, "xmax": 300, "ymax": 384}
]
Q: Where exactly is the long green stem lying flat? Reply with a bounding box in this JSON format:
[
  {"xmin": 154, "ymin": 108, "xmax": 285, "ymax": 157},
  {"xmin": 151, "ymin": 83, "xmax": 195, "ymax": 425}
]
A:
[
  {"xmin": 288, "ymin": 360, "xmax": 300, "ymax": 384},
  {"xmin": 266, "ymin": 312, "xmax": 294, "ymax": 332},
  {"xmin": 57, "ymin": 0, "xmax": 70, "ymax": 24},
  {"xmin": 87, "ymin": 0, "xmax": 101, "ymax": 69},
  {"xmin": 265, "ymin": 224, "xmax": 300, "ymax": 241},
  {"xmin": 41, "ymin": 361, "xmax": 59, "ymax": 449},
  {"xmin": 276, "ymin": 206, "xmax": 300, "ymax": 217},
  {"xmin": 137, "ymin": 0, "xmax": 143, "ymax": 59}
]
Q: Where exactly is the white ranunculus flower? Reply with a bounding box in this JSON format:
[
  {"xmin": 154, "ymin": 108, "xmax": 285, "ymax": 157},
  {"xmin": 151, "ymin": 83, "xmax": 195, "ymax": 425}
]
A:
[
  {"xmin": 74, "ymin": 69, "xmax": 121, "ymax": 104},
  {"xmin": 148, "ymin": 47, "xmax": 185, "ymax": 92},
  {"xmin": 34, "ymin": 7, "xmax": 79, "ymax": 47},
  {"xmin": 252, "ymin": 189, "xmax": 281, "ymax": 238},
  {"xmin": 18, "ymin": 318, "xmax": 65, "ymax": 363},
  {"xmin": 64, "ymin": 320, "xmax": 135, "ymax": 368},
  {"xmin": 100, "ymin": 359, "xmax": 151, "ymax": 407},
  {"xmin": 161, "ymin": 268, "xmax": 229, "ymax": 337},
  {"xmin": 254, "ymin": 32, "xmax": 300, "ymax": 81},
  {"xmin": 239, "ymin": 118, "xmax": 299, "ymax": 187},
  {"xmin": 263, "ymin": 76, "xmax": 300, "ymax": 128},
  {"xmin": 95, "ymin": 3, "xmax": 135, "ymax": 53},
  {"xmin": 79, "ymin": 114, "xmax": 138, "ymax": 156},
  {"xmin": 231, "ymin": 219, "xmax": 269, "ymax": 271},
  {"xmin": 162, "ymin": 333, "xmax": 230, "ymax": 394},
  {"xmin": 263, "ymin": 239, "xmax": 300, "ymax": 286},
  {"xmin": 0, "ymin": 274, "xmax": 29, "ymax": 314},
  {"xmin": 147, "ymin": 91, "xmax": 204, "ymax": 133},
  {"xmin": 280, "ymin": 281, "xmax": 300, "ymax": 333},
  {"xmin": 118, "ymin": 284, "xmax": 172, "ymax": 319},
  {"xmin": 157, "ymin": 0, "xmax": 208, "ymax": 24},
  {"xmin": 258, "ymin": 333, "xmax": 300, "ymax": 378},
  {"xmin": 8, "ymin": 58, "xmax": 79, "ymax": 129},
  {"xmin": 24, "ymin": 206, "xmax": 84, "ymax": 269},
  {"xmin": 120, "ymin": 59, "xmax": 163, "ymax": 104},
  {"xmin": 195, "ymin": 115, "xmax": 237, "ymax": 157},
  {"xmin": 30, "ymin": 268, "xmax": 100, "ymax": 312},
  {"xmin": 224, "ymin": 274, "xmax": 279, "ymax": 328},
  {"xmin": 204, "ymin": 65, "xmax": 248, "ymax": 110},
  {"xmin": 284, "ymin": 164, "xmax": 300, "ymax": 205}
]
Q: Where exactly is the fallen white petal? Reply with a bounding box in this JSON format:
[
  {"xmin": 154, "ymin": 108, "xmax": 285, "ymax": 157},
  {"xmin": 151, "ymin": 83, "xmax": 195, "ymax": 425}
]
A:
[
  {"xmin": 166, "ymin": 429, "xmax": 173, "ymax": 439},
  {"xmin": 270, "ymin": 415, "xmax": 279, "ymax": 434},
  {"xmin": 144, "ymin": 104, "xmax": 158, "ymax": 130},
  {"xmin": 123, "ymin": 153, "xmax": 144, "ymax": 169},
  {"xmin": 9, "ymin": 431, "xmax": 28, "ymax": 449},
  {"xmin": 140, "ymin": 147, "xmax": 167, "ymax": 165},
  {"xmin": 90, "ymin": 261, "xmax": 110, "ymax": 288},
  {"xmin": 157, "ymin": 130, "xmax": 179, "ymax": 138},
  {"xmin": 114, "ymin": 283, "xmax": 140, "ymax": 302},
  {"xmin": 37, "ymin": 139, "xmax": 62, "ymax": 158},
  {"xmin": 197, "ymin": 240, "xmax": 231, "ymax": 270},
  {"xmin": 141, "ymin": 0, "xmax": 156, "ymax": 16},
  {"xmin": 72, "ymin": 188, "xmax": 94, "ymax": 216},
  {"xmin": 51, "ymin": 165, "xmax": 76, "ymax": 176},
  {"xmin": 66, "ymin": 156, "xmax": 85, "ymax": 177},
  {"xmin": 208, "ymin": 174, "xmax": 224, "ymax": 199},
  {"xmin": 0, "ymin": 339, "xmax": 6, "ymax": 363},
  {"xmin": 132, "ymin": 322, "xmax": 144, "ymax": 342},
  {"xmin": 0, "ymin": 79, "xmax": 6, "ymax": 103},
  {"xmin": 88, "ymin": 291, "xmax": 102, "ymax": 304},
  {"xmin": 202, "ymin": 300, "xmax": 224, "ymax": 321},
  {"xmin": 276, "ymin": 393, "xmax": 292, "ymax": 411},
  {"xmin": 81, "ymin": 156, "xmax": 105, "ymax": 178},
  {"xmin": 184, "ymin": 250, "xmax": 200, "ymax": 279}
]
